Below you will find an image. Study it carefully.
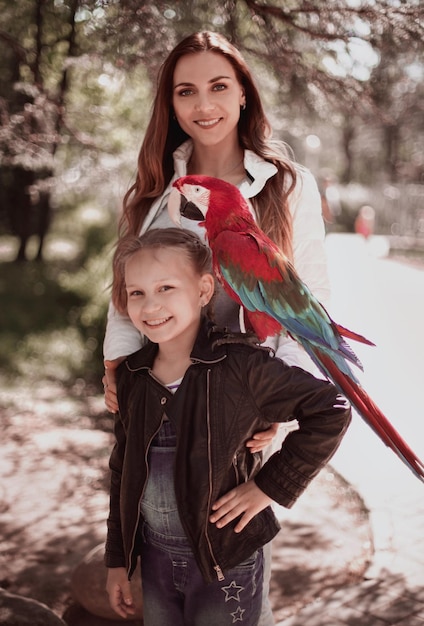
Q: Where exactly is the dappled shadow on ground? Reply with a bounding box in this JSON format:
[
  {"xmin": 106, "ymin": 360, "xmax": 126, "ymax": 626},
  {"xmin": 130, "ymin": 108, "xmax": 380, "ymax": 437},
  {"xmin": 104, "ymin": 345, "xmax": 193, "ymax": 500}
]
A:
[
  {"xmin": 279, "ymin": 569, "xmax": 424, "ymax": 625},
  {"xmin": 1, "ymin": 379, "xmax": 373, "ymax": 623},
  {"xmin": 0, "ymin": 380, "xmax": 113, "ymax": 617},
  {"xmin": 269, "ymin": 470, "xmax": 372, "ymax": 622}
]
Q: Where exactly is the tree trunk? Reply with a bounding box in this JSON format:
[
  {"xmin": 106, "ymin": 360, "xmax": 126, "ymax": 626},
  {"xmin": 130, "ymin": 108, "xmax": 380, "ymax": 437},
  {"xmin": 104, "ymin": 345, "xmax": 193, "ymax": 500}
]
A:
[{"xmin": 341, "ymin": 120, "xmax": 355, "ymax": 184}]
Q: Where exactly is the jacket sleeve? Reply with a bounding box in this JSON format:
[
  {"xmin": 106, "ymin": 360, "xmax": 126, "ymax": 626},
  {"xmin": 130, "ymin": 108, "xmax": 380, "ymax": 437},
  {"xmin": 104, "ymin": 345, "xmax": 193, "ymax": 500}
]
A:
[
  {"xmin": 262, "ymin": 167, "xmax": 330, "ymax": 375},
  {"xmin": 104, "ymin": 368, "xmax": 130, "ymax": 568},
  {"xmin": 244, "ymin": 351, "xmax": 351, "ymax": 508}
]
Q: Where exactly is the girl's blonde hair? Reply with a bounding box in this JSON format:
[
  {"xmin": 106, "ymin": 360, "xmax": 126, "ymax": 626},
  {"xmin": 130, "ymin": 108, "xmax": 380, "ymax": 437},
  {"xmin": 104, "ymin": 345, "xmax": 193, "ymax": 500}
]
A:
[
  {"xmin": 112, "ymin": 228, "xmax": 214, "ymax": 318},
  {"xmin": 120, "ymin": 31, "xmax": 296, "ymax": 258}
]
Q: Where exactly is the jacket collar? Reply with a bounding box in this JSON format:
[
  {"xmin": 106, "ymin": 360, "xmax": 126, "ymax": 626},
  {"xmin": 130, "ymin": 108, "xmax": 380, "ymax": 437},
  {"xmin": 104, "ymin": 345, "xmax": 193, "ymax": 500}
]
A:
[
  {"xmin": 125, "ymin": 319, "xmax": 228, "ymax": 373},
  {"xmin": 173, "ymin": 140, "xmax": 278, "ymax": 198}
]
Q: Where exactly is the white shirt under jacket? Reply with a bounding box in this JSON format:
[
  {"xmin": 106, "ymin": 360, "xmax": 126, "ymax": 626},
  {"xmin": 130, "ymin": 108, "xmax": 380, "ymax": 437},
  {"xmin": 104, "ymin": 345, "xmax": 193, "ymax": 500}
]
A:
[{"xmin": 103, "ymin": 140, "xmax": 330, "ymax": 375}]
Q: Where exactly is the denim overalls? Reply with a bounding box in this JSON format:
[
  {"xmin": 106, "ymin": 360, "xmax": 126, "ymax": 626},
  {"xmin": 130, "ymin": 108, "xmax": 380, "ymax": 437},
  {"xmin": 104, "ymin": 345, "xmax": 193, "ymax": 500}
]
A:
[{"xmin": 139, "ymin": 393, "xmax": 263, "ymax": 626}]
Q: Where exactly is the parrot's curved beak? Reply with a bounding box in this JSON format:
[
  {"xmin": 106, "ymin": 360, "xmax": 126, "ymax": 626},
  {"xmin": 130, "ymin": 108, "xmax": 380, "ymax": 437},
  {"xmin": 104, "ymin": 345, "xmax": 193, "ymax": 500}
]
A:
[
  {"xmin": 168, "ymin": 187, "xmax": 205, "ymax": 224},
  {"xmin": 180, "ymin": 196, "xmax": 205, "ymax": 221}
]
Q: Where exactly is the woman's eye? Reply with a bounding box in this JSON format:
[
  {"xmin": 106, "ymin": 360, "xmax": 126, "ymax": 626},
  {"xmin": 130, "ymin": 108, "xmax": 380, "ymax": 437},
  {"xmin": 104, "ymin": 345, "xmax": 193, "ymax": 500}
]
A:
[
  {"xmin": 212, "ymin": 83, "xmax": 226, "ymax": 91},
  {"xmin": 178, "ymin": 88, "xmax": 193, "ymax": 97}
]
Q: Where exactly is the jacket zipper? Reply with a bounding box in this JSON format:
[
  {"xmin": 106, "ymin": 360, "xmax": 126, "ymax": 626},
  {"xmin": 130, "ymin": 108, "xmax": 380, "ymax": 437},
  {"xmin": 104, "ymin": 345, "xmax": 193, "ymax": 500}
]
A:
[
  {"xmin": 232, "ymin": 453, "xmax": 239, "ymax": 483},
  {"xmin": 127, "ymin": 379, "xmax": 166, "ymax": 579},
  {"xmin": 204, "ymin": 368, "xmax": 225, "ymax": 581}
]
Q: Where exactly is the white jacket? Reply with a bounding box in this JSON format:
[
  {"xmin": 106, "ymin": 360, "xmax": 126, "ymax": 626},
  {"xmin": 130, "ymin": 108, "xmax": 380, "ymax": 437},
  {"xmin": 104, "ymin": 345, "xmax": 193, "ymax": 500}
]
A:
[{"xmin": 103, "ymin": 140, "xmax": 330, "ymax": 374}]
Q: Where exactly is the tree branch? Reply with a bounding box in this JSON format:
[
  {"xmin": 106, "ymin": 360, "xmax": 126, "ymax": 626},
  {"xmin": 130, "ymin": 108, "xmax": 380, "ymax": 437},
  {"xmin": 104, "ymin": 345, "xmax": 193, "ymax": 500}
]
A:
[{"xmin": 0, "ymin": 30, "xmax": 29, "ymax": 64}]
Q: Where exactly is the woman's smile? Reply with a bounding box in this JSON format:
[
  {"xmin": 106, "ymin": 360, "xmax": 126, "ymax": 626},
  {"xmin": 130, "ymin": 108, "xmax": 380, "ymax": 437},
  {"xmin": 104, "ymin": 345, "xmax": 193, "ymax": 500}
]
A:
[{"xmin": 195, "ymin": 117, "xmax": 222, "ymax": 128}]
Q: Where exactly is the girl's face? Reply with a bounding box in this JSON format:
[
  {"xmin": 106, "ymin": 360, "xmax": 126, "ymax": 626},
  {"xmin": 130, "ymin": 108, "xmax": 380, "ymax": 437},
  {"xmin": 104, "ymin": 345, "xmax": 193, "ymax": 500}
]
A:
[
  {"xmin": 125, "ymin": 246, "xmax": 214, "ymax": 349},
  {"xmin": 172, "ymin": 51, "xmax": 245, "ymax": 151}
]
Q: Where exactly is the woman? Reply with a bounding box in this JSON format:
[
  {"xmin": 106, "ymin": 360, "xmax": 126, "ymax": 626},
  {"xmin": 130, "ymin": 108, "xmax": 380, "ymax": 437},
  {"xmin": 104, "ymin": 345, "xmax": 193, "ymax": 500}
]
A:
[{"xmin": 103, "ymin": 31, "xmax": 330, "ymax": 625}]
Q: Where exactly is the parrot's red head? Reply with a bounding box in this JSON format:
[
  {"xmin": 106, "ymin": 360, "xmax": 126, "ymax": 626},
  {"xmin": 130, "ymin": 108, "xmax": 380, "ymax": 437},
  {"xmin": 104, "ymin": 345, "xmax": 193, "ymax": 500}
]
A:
[{"xmin": 168, "ymin": 175, "xmax": 251, "ymax": 231}]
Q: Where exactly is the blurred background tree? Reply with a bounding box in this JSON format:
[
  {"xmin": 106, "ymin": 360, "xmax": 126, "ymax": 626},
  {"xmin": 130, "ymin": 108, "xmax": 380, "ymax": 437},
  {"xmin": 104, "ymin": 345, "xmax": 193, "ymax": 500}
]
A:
[{"xmin": 0, "ymin": 0, "xmax": 423, "ymax": 387}]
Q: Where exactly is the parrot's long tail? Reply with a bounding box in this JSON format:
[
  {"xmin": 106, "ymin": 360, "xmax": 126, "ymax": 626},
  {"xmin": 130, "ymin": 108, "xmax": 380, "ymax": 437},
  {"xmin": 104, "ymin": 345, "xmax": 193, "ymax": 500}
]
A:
[
  {"xmin": 336, "ymin": 323, "xmax": 376, "ymax": 347},
  {"xmin": 318, "ymin": 351, "xmax": 424, "ymax": 483}
]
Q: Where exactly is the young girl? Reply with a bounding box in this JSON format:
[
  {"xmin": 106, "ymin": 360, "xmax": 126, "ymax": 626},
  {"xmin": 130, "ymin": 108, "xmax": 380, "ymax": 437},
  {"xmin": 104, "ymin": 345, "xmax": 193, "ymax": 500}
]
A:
[{"xmin": 104, "ymin": 228, "xmax": 351, "ymax": 626}]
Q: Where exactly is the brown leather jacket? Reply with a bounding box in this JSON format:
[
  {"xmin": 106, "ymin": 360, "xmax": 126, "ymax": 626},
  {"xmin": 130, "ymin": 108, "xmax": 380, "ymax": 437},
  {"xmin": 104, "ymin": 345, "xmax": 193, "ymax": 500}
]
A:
[{"xmin": 105, "ymin": 321, "xmax": 351, "ymax": 583}]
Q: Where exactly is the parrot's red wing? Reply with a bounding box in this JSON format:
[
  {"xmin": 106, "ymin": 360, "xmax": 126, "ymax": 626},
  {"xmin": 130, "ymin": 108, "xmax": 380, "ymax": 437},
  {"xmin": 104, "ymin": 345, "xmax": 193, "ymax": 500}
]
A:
[
  {"xmin": 212, "ymin": 230, "xmax": 288, "ymax": 340},
  {"xmin": 213, "ymin": 229, "xmax": 282, "ymax": 285}
]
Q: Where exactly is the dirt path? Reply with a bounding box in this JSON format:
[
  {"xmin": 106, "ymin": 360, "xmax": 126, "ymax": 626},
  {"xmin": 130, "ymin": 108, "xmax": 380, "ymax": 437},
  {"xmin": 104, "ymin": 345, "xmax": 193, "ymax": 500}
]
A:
[{"xmin": 0, "ymin": 380, "xmax": 113, "ymax": 617}]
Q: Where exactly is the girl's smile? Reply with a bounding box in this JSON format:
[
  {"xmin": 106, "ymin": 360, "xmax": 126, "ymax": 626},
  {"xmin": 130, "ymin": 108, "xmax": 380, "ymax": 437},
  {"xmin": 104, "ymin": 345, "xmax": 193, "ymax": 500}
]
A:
[
  {"xmin": 124, "ymin": 246, "xmax": 214, "ymax": 354},
  {"xmin": 144, "ymin": 317, "xmax": 171, "ymax": 327}
]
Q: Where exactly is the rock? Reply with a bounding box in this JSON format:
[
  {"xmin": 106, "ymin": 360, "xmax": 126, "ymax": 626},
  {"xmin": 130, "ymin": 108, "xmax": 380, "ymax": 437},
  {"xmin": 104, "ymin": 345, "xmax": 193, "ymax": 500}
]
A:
[
  {"xmin": 70, "ymin": 544, "xmax": 143, "ymax": 621},
  {"xmin": 0, "ymin": 588, "xmax": 66, "ymax": 625}
]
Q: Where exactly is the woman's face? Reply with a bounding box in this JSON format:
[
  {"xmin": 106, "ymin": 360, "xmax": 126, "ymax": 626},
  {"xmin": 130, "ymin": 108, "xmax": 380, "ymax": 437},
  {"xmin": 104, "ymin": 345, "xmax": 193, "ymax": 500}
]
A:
[{"xmin": 172, "ymin": 51, "xmax": 245, "ymax": 151}]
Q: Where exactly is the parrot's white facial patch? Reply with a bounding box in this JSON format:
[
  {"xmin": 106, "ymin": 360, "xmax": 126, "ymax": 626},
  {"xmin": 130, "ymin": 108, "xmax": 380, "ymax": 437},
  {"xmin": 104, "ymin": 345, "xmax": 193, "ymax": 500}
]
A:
[{"xmin": 182, "ymin": 184, "xmax": 210, "ymax": 216}]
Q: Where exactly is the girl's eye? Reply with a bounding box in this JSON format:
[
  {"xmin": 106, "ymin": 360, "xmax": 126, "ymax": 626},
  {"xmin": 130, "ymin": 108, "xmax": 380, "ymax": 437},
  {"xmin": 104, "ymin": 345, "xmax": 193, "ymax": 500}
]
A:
[
  {"xmin": 128, "ymin": 290, "xmax": 142, "ymax": 297},
  {"xmin": 159, "ymin": 285, "xmax": 173, "ymax": 292}
]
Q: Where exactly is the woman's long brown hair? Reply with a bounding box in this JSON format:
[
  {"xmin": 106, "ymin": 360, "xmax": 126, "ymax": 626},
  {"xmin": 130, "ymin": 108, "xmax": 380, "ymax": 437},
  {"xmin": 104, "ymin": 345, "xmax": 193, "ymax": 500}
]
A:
[{"xmin": 120, "ymin": 31, "xmax": 297, "ymax": 257}]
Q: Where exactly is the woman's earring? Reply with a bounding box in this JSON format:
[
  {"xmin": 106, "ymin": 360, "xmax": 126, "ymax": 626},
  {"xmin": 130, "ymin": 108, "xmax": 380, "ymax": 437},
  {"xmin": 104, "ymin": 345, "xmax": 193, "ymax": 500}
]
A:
[{"xmin": 241, "ymin": 102, "xmax": 246, "ymax": 111}]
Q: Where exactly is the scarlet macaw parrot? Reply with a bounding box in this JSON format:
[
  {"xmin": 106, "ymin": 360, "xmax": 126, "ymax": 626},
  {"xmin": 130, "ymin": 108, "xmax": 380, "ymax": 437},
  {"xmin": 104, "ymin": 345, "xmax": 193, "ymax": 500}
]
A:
[{"xmin": 168, "ymin": 174, "xmax": 424, "ymax": 483}]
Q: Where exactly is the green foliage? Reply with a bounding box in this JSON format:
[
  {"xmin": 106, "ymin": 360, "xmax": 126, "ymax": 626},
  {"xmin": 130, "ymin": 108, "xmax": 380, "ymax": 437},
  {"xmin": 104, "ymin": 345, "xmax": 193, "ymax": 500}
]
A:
[{"xmin": 0, "ymin": 202, "xmax": 115, "ymax": 388}]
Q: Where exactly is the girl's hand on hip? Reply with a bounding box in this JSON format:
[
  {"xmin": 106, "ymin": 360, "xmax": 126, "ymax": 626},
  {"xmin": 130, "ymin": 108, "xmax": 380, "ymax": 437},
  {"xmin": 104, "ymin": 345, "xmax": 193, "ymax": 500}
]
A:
[{"xmin": 210, "ymin": 480, "xmax": 273, "ymax": 533}]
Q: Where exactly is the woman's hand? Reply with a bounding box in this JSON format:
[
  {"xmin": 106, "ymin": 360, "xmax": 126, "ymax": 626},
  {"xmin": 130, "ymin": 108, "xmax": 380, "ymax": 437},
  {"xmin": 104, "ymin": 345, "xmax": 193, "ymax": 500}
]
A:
[
  {"xmin": 103, "ymin": 358, "xmax": 125, "ymax": 413},
  {"xmin": 106, "ymin": 567, "xmax": 135, "ymax": 619},
  {"xmin": 245, "ymin": 422, "xmax": 279, "ymax": 453},
  {"xmin": 209, "ymin": 480, "xmax": 273, "ymax": 533}
]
